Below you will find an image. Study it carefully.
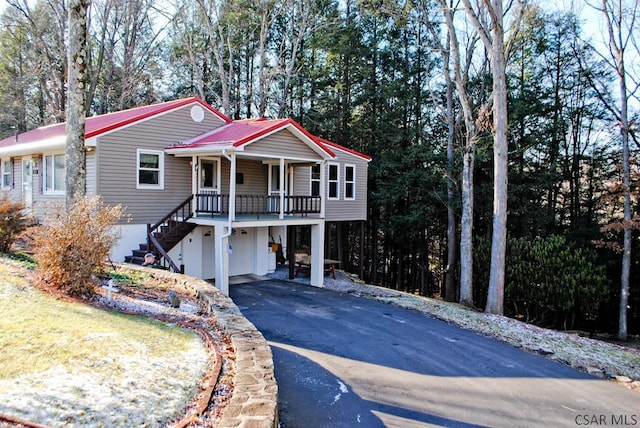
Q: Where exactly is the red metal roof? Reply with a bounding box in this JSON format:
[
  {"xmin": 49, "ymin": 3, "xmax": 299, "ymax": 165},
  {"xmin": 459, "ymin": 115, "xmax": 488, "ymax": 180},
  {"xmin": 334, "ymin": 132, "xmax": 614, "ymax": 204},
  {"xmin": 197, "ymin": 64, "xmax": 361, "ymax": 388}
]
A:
[
  {"xmin": 0, "ymin": 97, "xmax": 230, "ymax": 148},
  {"xmin": 0, "ymin": 97, "xmax": 371, "ymax": 162},
  {"xmin": 170, "ymin": 117, "xmax": 338, "ymax": 158},
  {"xmin": 313, "ymin": 137, "xmax": 372, "ymax": 162}
]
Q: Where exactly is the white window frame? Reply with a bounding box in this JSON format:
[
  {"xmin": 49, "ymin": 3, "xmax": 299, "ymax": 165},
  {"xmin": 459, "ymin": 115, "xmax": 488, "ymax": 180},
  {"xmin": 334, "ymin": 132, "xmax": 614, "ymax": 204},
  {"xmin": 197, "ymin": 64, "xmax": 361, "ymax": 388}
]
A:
[
  {"xmin": 344, "ymin": 164, "xmax": 355, "ymax": 200},
  {"xmin": 43, "ymin": 153, "xmax": 66, "ymax": 195},
  {"xmin": 328, "ymin": 162, "xmax": 339, "ymax": 200},
  {"xmin": 1, "ymin": 158, "xmax": 11, "ymax": 189},
  {"xmin": 136, "ymin": 149, "xmax": 164, "ymax": 190},
  {"xmin": 310, "ymin": 164, "xmax": 321, "ymax": 196}
]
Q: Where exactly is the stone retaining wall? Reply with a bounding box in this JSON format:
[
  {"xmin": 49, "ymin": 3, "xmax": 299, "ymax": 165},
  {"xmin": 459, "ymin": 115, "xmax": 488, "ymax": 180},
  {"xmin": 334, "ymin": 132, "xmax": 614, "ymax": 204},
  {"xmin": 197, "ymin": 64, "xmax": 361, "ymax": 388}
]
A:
[{"xmin": 119, "ymin": 265, "xmax": 278, "ymax": 427}]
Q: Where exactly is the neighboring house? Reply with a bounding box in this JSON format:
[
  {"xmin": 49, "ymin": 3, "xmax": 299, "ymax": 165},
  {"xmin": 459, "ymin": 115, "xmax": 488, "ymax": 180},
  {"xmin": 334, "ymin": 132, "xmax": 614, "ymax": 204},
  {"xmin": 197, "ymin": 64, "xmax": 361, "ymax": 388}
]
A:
[{"xmin": 0, "ymin": 97, "xmax": 371, "ymax": 294}]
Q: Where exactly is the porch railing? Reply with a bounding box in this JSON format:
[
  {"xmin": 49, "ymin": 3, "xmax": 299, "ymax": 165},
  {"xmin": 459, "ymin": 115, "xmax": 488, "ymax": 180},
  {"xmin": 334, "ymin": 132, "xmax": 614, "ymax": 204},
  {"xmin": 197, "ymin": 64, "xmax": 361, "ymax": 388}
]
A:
[{"xmin": 195, "ymin": 193, "xmax": 321, "ymax": 218}]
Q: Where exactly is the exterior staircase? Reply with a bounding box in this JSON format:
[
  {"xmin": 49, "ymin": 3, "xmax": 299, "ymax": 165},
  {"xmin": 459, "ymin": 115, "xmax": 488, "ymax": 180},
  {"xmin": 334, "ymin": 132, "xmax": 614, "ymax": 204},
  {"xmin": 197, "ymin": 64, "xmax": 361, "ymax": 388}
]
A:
[{"xmin": 124, "ymin": 196, "xmax": 195, "ymax": 273}]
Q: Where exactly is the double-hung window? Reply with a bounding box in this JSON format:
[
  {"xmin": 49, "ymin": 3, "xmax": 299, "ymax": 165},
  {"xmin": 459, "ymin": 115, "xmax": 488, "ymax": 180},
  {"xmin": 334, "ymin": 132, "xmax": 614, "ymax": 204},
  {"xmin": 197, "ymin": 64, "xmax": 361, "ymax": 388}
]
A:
[
  {"xmin": 44, "ymin": 153, "xmax": 65, "ymax": 194},
  {"xmin": 310, "ymin": 164, "xmax": 321, "ymax": 196},
  {"xmin": 1, "ymin": 159, "xmax": 10, "ymax": 188},
  {"xmin": 344, "ymin": 165, "xmax": 355, "ymax": 200},
  {"xmin": 328, "ymin": 163, "xmax": 339, "ymax": 200},
  {"xmin": 137, "ymin": 149, "xmax": 164, "ymax": 189}
]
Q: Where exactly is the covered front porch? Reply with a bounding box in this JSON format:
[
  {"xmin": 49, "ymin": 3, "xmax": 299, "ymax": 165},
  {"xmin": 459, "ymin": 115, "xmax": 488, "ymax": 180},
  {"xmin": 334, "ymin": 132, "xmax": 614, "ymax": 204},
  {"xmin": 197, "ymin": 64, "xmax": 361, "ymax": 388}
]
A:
[
  {"xmin": 193, "ymin": 192, "xmax": 322, "ymax": 220},
  {"xmin": 158, "ymin": 116, "xmax": 336, "ymax": 295}
]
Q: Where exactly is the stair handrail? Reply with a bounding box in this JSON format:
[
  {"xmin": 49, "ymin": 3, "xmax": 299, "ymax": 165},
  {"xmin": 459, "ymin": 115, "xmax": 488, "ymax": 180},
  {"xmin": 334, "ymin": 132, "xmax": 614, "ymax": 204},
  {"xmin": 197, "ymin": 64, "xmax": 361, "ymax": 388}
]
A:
[
  {"xmin": 148, "ymin": 232, "xmax": 182, "ymax": 273},
  {"xmin": 149, "ymin": 195, "xmax": 194, "ymax": 232},
  {"xmin": 146, "ymin": 195, "xmax": 194, "ymax": 274}
]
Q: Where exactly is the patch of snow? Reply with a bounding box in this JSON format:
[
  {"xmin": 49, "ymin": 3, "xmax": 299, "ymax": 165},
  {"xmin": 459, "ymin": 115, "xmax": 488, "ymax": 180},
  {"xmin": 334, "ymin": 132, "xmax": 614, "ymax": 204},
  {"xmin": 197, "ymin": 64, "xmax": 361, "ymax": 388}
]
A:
[
  {"xmin": 332, "ymin": 379, "xmax": 349, "ymax": 405},
  {"xmin": 0, "ymin": 339, "xmax": 209, "ymax": 427}
]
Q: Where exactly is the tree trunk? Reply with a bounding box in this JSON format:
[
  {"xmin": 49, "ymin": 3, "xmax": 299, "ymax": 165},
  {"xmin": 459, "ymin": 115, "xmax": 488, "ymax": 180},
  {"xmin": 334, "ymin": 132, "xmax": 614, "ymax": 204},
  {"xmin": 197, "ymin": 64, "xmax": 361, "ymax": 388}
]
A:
[
  {"xmin": 444, "ymin": 42, "xmax": 458, "ymax": 302},
  {"xmin": 65, "ymin": 0, "xmax": 88, "ymax": 207},
  {"xmin": 439, "ymin": 0, "xmax": 478, "ymax": 307},
  {"xmin": 617, "ymin": 26, "xmax": 631, "ymax": 343},
  {"xmin": 597, "ymin": 0, "xmax": 635, "ymax": 340},
  {"xmin": 485, "ymin": 0, "xmax": 508, "ymax": 315},
  {"xmin": 459, "ymin": 146, "xmax": 475, "ymax": 306},
  {"xmin": 460, "ymin": 0, "xmax": 523, "ymax": 315}
]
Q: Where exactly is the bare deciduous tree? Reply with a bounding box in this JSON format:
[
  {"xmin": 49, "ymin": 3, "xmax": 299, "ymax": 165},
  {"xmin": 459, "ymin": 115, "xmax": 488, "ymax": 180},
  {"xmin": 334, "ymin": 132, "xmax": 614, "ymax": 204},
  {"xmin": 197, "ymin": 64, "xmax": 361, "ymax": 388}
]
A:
[
  {"xmin": 195, "ymin": 0, "xmax": 234, "ymax": 115},
  {"xmin": 461, "ymin": 0, "xmax": 526, "ymax": 314},
  {"xmin": 590, "ymin": 0, "xmax": 640, "ymax": 340},
  {"xmin": 439, "ymin": 0, "xmax": 486, "ymax": 307},
  {"xmin": 65, "ymin": 0, "xmax": 89, "ymax": 205},
  {"xmin": 7, "ymin": 0, "xmax": 67, "ymax": 123}
]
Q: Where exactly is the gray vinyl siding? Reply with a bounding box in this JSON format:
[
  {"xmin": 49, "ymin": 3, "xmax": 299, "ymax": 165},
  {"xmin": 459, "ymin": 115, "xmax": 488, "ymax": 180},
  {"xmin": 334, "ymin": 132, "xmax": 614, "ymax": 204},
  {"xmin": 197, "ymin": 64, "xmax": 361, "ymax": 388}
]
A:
[
  {"xmin": 86, "ymin": 150, "xmax": 96, "ymax": 195},
  {"xmin": 293, "ymin": 165, "xmax": 312, "ymax": 196},
  {"xmin": 244, "ymin": 129, "xmax": 322, "ymax": 161},
  {"xmin": 97, "ymin": 106, "xmax": 225, "ymax": 224},
  {"xmin": 324, "ymin": 149, "xmax": 369, "ymax": 221},
  {"xmin": 290, "ymin": 152, "xmax": 368, "ymax": 221},
  {"xmin": 221, "ymin": 158, "xmax": 268, "ymax": 195},
  {"xmin": 324, "ymin": 152, "xmax": 368, "ymax": 221}
]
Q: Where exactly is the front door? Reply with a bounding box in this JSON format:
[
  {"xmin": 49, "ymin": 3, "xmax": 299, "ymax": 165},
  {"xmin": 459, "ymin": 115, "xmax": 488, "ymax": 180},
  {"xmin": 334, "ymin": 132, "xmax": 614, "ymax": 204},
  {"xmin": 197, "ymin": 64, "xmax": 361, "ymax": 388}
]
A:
[
  {"xmin": 21, "ymin": 156, "xmax": 33, "ymax": 210},
  {"xmin": 268, "ymin": 164, "xmax": 288, "ymax": 212},
  {"xmin": 198, "ymin": 158, "xmax": 220, "ymax": 212}
]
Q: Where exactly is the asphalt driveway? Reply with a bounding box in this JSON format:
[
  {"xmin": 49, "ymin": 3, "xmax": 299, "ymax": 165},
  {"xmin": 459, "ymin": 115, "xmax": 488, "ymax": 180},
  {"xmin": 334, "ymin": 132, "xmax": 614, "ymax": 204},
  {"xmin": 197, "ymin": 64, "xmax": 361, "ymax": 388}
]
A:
[{"xmin": 230, "ymin": 280, "xmax": 639, "ymax": 427}]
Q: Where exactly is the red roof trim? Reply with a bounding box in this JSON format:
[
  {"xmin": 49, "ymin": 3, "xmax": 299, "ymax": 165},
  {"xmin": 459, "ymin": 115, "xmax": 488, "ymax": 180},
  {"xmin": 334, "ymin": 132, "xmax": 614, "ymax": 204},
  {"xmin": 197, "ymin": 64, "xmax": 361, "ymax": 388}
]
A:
[
  {"xmin": 0, "ymin": 97, "xmax": 231, "ymax": 149},
  {"xmin": 85, "ymin": 97, "xmax": 231, "ymax": 139},
  {"xmin": 314, "ymin": 137, "xmax": 371, "ymax": 161},
  {"xmin": 232, "ymin": 118, "xmax": 336, "ymax": 158}
]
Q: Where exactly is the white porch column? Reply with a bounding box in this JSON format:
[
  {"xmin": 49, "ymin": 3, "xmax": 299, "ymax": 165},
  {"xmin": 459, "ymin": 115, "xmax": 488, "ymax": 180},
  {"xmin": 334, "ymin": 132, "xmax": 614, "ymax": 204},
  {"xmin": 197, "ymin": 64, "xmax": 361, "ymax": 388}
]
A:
[
  {"xmin": 279, "ymin": 157, "xmax": 285, "ymax": 219},
  {"xmin": 229, "ymin": 152, "xmax": 237, "ymax": 221},
  {"xmin": 191, "ymin": 155, "xmax": 198, "ymax": 217},
  {"xmin": 319, "ymin": 161, "xmax": 326, "ymax": 218},
  {"xmin": 310, "ymin": 222, "xmax": 325, "ymax": 287},
  {"xmin": 288, "ymin": 165, "xmax": 294, "ymax": 197},
  {"xmin": 215, "ymin": 225, "xmax": 230, "ymax": 296}
]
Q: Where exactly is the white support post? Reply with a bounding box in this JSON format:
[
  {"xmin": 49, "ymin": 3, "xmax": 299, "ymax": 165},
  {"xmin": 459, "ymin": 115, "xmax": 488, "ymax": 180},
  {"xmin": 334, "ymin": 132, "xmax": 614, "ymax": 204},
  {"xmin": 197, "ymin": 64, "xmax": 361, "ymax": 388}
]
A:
[
  {"xmin": 310, "ymin": 222, "xmax": 325, "ymax": 287},
  {"xmin": 319, "ymin": 161, "xmax": 326, "ymax": 218},
  {"xmin": 279, "ymin": 157, "xmax": 285, "ymax": 219},
  {"xmin": 192, "ymin": 155, "xmax": 198, "ymax": 217},
  {"xmin": 229, "ymin": 152, "xmax": 236, "ymax": 221},
  {"xmin": 288, "ymin": 165, "xmax": 294, "ymax": 200},
  {"xmin": 215, "ymin": 225, "xmax": 230, "ymax": 296}
]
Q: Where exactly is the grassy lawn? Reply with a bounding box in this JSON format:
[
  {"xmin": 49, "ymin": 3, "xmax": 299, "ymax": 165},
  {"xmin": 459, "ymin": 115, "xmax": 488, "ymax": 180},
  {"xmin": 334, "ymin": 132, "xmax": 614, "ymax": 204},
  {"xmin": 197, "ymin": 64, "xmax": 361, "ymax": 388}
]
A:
[{"xmin": 0, "ymin": 263, "xmax": 209, "ymax": 426}]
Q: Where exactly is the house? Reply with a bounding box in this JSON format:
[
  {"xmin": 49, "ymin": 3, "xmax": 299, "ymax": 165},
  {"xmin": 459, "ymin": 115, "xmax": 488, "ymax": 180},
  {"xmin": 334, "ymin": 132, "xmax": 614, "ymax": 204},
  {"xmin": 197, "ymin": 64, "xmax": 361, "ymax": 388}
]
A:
[{"xmin": 0, "ymin": 97, "xmax": 371, "ymax": 294}]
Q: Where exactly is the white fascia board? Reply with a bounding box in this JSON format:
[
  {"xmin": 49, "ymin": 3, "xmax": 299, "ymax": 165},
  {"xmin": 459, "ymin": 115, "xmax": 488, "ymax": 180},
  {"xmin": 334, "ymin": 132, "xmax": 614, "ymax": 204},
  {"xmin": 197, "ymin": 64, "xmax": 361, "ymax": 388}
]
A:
[
  {"xmin": 85, "ymin": 136, "xmax": 98, "ymax": 147},
  {"xmin": 166, "ymin": 145, "xmax": 240, "ymax": 157},
  {"xmin": 257, "ymin": 154, "xmax": 323, "ymax": 163},
  {"xmin": 0, "ymin": 135, "xmax": 67, "ymax": 157}
]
